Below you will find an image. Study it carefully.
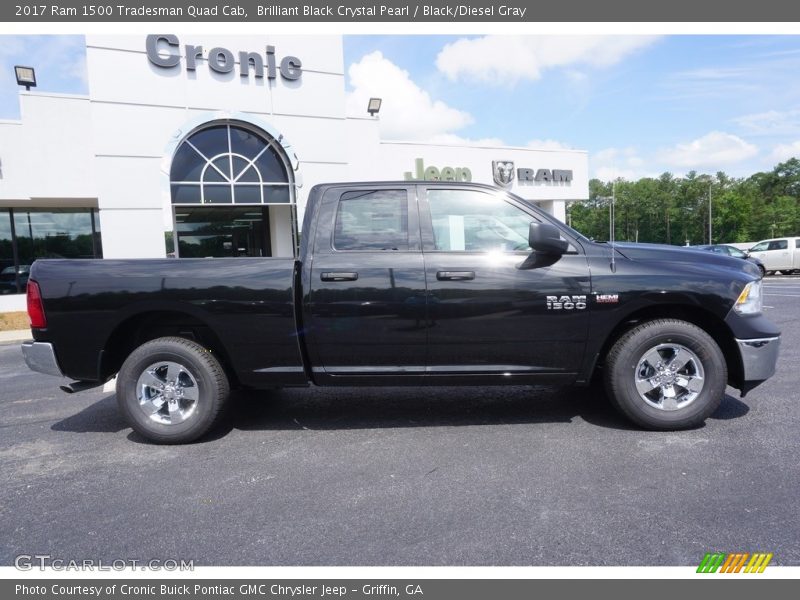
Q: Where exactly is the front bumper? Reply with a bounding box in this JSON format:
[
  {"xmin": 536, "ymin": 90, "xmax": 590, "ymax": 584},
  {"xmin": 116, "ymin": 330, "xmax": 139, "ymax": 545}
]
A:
[
  {"xmin": 21, "ymin": 341, "xmax": 64, "ymax": 377},
  {"xmin": 736, "ymin": 336, "xmax": 781, "ymax": 382}
]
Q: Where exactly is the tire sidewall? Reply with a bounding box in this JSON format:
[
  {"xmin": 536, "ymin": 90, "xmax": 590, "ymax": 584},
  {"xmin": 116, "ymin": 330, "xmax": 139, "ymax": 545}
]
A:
[
  {"xmin": 613, "ymin": 323, "xmax": 726, "ymax": 428},
  {"xmin": 118, "ymin": 341, "xmax": 221, "ymax": 443}
]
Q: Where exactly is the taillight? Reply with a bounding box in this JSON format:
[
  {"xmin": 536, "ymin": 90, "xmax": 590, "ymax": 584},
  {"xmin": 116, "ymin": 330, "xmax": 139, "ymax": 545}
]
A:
[{"xmin": 27, "ymin": 280, "xmax": 47, "ymax": 329}]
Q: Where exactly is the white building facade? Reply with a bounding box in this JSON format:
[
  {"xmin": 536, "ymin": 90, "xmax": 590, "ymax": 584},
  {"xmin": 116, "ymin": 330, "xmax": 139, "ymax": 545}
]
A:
[{"xmin": 0, "ymin": 34, "xmax": 588, "ymax": 296}]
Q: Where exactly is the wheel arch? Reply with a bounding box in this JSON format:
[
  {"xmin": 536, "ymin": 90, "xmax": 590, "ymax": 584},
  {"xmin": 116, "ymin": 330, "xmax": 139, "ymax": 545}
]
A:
[
  {"xmin": 589, "ymin": 304, "xmax": 743, "ymax": 390},
  {"xmin": 99, "ymin": 309, "xmax": 239, "ymax": 387}
]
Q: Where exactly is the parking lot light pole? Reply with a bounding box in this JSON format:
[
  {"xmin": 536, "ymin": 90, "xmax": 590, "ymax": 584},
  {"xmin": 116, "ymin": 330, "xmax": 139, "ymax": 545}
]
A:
[{"xmin": 708, "ymin": 185, "xmax": 712, "ymax": 244}]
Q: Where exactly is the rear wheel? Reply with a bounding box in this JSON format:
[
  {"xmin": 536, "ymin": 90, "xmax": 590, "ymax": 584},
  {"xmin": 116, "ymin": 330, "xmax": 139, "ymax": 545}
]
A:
[
  {"xmin": 604, "ymin": 319, "xmax": 726, "ymax": 430},
  {"xmin": 117, "ymin": 336, "xmax": 230, "ymax": 444}
]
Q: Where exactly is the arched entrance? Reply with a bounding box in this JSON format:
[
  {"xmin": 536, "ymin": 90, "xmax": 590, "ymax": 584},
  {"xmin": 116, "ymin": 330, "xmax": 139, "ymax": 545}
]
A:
[{"xmin": 169, "ymin": 120, "xmax": 296, "ymax": 258}]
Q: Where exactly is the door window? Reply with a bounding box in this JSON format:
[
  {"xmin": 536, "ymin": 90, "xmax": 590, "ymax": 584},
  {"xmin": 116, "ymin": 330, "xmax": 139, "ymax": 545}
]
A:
[
  {"xmin": 426, "ymin": 189, "xmax": 534, "ymax": 252},
  {"xmin": 768, "ymin": 240, "xmax": 788, "ymax": 251},
  {"xmin": 333, "ymin": 190, "xmax": 408, "ymax": 251},
  {"xmin": 750, "ymin": 242, "xmax": 769, "ymax": 252}
]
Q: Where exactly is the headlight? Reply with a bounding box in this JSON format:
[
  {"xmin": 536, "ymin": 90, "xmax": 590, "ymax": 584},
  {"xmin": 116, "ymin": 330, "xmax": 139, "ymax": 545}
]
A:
[{"xmin": 734, "ymin": 280, "xmax": 763, "ymax": 315}]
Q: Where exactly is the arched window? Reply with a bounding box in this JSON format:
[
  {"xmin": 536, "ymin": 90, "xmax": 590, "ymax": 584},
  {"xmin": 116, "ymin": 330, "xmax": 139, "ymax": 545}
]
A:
[{"xmin": 170, "ymin": 122, "xmax": 292, "ymax": 205}]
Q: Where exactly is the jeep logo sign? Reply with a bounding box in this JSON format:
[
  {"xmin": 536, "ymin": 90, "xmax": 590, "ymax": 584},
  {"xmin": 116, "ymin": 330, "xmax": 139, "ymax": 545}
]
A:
[
  {"xmin": 146, "ymin": 34, "xmax": 302, "ymax": 81},
  {"xmin": 404, "ymin": 158, "xmax": 472, "ymax": 182}
]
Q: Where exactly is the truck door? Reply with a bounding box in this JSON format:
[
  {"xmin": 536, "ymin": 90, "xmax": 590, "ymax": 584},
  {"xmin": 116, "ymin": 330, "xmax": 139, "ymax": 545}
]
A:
[
  {"xmin": 751, "ymin": 239, "xmax": 790, "ymax": 271},
  {"xmin": 304, "ymin": 186, "xmax": 428, "ymax": 383},
  {"xmin": 794, "ymin": 239, "xmax": 800, "ymax": 270},
  {"xmin": 419, "ymin": 186, "xmax": 591, "ymax": 382}
]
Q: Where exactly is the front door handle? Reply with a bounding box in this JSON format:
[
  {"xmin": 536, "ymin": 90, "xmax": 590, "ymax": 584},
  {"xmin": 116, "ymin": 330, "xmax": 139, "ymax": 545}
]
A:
[
  {"xmin": 321, "ymin": 272, "xmax": 358, "ymax": 282},
  {"xmin": 436, "ymin": 271, "xmax": 475, "ymax": 281}
]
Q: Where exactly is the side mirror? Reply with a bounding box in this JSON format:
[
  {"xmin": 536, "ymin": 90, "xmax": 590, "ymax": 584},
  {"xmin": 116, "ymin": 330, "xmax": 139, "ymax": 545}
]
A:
[{"xmin": 529, "ymin": 222, "xmax": 569, "ymax": 255}]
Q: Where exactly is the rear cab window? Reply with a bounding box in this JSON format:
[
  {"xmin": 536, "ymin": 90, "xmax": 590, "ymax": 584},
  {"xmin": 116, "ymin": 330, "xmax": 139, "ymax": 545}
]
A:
[{"xmin": 333, "ymin": 189, "xmax": 409, "ymax": 251}]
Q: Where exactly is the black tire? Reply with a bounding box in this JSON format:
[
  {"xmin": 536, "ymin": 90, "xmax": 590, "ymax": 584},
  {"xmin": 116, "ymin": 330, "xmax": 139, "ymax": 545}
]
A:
[
  {"xmin": 604, "ymin": 319, "xmax": 726, "ymax": 430},
  {"xmin": 766, "ymin": 271, "xmax": 775, "ymax": 276},
  {"xmin": 117, "ymin": 336, "xmax": 230, "ymax": 444},
  {"xmin": 758, "ymin": 265, "xmax": 766, "ymax": 278}
]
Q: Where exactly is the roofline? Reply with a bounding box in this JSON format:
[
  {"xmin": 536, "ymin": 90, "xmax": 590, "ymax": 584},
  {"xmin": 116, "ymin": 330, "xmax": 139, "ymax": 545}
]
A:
[
  {"xmin": 379, "ymin": 139, "xmax": 588, "ymax": 154},
  {"xmin": 309, "ymin": 180, "xmax": 507, "ymax": 191}
]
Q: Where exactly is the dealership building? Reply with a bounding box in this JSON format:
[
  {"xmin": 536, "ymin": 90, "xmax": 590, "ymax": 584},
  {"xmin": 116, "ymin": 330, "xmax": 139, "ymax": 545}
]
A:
[{"xmin": 0, "ymin": 34, "xmax": 589, "ymax": 300}]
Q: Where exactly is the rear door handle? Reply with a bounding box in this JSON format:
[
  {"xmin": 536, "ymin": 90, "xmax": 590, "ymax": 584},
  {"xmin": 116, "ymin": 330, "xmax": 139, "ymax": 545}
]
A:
[
  {"xmin": 320, "ymin": 272, "xmax": 358, "ymax": 282},
  {"xmin": 436, "ymin": 271, "xmax": 475, "ymax": 281}
]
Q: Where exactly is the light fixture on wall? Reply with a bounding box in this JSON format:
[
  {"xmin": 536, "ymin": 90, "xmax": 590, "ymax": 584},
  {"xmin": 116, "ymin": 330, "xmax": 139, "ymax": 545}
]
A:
[
  {"xmin": 14, "ymin": 66, "xmax": 36, "ymax": 91},
  {"xmin": 367, "ymin": 97, "xmax": 382, "ymax": 117}
]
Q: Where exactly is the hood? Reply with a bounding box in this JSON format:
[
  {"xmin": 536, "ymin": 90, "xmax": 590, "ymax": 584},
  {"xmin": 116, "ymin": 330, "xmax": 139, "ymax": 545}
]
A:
[{"xmin": 610, "ymin": 242, "xmax": 762, "ymax": 279}]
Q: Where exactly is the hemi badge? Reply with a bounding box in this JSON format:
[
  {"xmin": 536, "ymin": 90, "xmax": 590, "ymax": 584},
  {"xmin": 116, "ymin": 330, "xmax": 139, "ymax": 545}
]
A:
[{"xmin": 596, "ymin": 294, "xmax": 619, "ymax": 304}]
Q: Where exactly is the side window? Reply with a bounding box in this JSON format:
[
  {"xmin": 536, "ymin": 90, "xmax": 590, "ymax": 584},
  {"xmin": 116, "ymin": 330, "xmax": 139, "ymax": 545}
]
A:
[
  {"xmin": 333, "ymin": 190, "xmax": 408, "ymax": 251},
  {"xmin": 796, "ymin": 239, "xmax": 800, "ymax": 249},
  {"xmin": 427, "ymin": 189, "xmax": 534, "ymax": 252},
  {"xmin": 750, "ymin": 242, "xmax": 768, "ymax": 252},
  {"xmin": 769, "ymin": 240, "xmax": 788, "ymax": 251}
]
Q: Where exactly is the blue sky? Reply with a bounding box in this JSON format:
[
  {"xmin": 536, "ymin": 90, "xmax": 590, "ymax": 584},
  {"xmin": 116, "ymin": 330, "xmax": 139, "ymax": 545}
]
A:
[{"xmin": 2, "ymin": 34, "xmax": 800, "ymax": 180}]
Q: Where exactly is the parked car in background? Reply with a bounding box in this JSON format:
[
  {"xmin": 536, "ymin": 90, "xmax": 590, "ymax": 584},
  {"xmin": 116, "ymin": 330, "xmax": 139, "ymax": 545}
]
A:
[
  {"xmin": 693, "ymin": 244, "xmax": 766, "ymax": 277},
  {"xmin": 0, "ymin": 265, "xmax": 30, "ymax": 294},
  {"xmin": 748, "ymin": 237, "xmax": 800, "ymax": 275}
]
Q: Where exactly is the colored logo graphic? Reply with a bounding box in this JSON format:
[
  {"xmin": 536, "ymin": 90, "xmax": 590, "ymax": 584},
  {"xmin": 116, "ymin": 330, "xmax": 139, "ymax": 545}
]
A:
[{"xmin": 697, "ymin": 552, "xmax": 773, "ymax": 573}]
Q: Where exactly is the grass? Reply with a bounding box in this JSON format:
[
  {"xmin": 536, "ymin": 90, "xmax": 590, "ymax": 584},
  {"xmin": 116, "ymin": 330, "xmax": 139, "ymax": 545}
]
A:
[{"xmin": 0, "ymin": 312, "xmax": 29, "ymax": 332}]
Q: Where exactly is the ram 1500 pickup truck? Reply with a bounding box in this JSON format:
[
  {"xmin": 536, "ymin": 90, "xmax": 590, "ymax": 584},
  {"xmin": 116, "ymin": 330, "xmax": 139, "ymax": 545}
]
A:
[{"xmin": 21, "ymin": 181, "xmax": 781, "ymax": 443}]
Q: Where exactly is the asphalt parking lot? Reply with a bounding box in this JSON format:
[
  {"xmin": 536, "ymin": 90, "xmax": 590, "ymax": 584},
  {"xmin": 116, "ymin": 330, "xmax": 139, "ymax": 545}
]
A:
[{"xmin": 1, "ymin": 276, "xmax": 799, "ymax": 567}]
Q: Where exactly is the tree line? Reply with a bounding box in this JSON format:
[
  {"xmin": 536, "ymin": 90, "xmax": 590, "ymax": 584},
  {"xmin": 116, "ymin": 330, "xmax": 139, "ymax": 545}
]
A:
[{"xmin": 568, "ymin": 157, "xmax": 800, "ymax": 246}]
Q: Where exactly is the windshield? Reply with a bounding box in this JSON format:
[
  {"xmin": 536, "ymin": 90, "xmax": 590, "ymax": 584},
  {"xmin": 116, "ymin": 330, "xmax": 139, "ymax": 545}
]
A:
[{"xmin": 727, "ymin": 246, "xmax": 747, "ymax": 258}]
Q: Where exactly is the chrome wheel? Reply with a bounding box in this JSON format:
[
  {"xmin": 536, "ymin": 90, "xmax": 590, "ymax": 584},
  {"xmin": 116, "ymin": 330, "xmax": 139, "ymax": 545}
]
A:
[
  {"xmin": 135, "ymin": 361, "xmax": 200, "ymax": 425},
  {"xmin": 634, "ymin": 343, "xmax": 705, "ymax": 411}
]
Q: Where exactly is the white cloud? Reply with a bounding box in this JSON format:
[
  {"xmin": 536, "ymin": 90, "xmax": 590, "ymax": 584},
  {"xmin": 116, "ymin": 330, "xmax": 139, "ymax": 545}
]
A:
[
  {"xmin": 661, "ymin": 131, "xmax": 758, "ymax": 168},
  {"xmin": 771, "ymin": 141, "xmax": 800, "ymax": 162},
  {"xmin": 346, "ymin": 51, "xmax": 472, "ymax": 141},
  {"xmin": 591, "ymin": 147, "xmax": 648, "ymax": 181},
  {"xmin": 733, "ymin": 108, "xmax": 800, "ymax": 136},
  {"xmin": 435, "ymin": 36, "xmax": 661, "ymax": 86}
]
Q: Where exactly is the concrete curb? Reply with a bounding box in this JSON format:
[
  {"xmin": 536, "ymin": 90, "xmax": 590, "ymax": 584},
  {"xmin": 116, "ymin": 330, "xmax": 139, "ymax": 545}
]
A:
[{"xmin": 0, "ymin": 329, "xmax": 31, "ymax": 345}]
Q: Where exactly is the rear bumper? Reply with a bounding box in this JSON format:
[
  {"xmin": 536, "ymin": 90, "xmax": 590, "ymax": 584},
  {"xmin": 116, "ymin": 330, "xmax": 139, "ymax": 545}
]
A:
[
  {"xmin": 736, "ymin": 336, "xmax": 781, "ymax": 382},
  {"xmin": 21, "ymin": 341, "xmax": 64, "ymax": 378}
]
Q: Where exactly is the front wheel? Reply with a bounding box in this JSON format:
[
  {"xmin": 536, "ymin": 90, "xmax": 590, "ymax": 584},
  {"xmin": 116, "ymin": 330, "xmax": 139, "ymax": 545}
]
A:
[
  {"xmin": 604, "ymin": 319, "xmax": 727, "ymax": 430},
  {"xmin": 117, "ymin": 337, "xmax": 230, "ymax": 444}
]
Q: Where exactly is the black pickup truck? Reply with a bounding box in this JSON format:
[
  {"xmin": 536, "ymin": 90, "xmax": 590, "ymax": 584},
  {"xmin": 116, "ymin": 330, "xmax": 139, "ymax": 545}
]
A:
[{"xmin": 22, "ymin": 181, "xmax": 780, "ymax": 443}]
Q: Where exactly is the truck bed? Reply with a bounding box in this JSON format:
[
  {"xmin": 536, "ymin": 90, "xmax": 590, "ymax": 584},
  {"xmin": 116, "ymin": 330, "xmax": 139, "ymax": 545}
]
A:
[{"xmin": 31, "ymin": 258, "xmax": 306, "ymax": 387}]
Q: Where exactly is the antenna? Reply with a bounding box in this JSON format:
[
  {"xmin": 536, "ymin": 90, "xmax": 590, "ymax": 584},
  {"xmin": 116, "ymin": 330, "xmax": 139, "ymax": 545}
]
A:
[{"xmin": 610, "ymin": 180, "xmax": 616, "ymax": 272}]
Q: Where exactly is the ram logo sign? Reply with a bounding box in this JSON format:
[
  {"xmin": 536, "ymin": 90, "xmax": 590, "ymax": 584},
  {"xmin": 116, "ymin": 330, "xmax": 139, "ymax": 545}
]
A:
[{"xmin": 492, "ymin": 160, "xmax": 515, "ymax": 186}]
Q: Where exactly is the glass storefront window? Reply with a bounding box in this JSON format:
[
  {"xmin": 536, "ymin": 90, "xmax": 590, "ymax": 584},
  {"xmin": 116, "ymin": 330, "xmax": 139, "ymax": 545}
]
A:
[
  {"xmin": 1, "ymin": 208, "xmax": 102, "ymax": 295},
  {"xmin": 0, "ymin": 209, "xmax": 16, "ymax": 295},
  {"xmin": 175, "ymin": 206, "xmax": 270, "ymax": 258}
]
